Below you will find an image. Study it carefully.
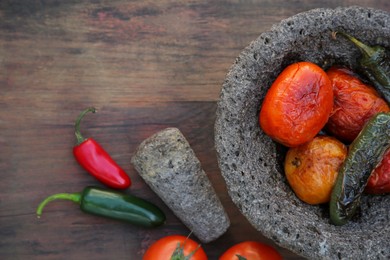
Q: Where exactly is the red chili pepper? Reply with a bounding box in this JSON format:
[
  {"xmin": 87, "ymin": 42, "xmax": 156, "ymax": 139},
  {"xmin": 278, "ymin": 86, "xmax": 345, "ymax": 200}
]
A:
[{"xmin": 73, "ymin": 107, "xmax": 131, "ymax": 189}]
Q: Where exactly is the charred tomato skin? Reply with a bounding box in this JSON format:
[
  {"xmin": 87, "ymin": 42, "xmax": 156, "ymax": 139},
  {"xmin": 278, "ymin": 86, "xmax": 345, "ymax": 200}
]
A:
[
  {"xmin": 325, "ymin": 66, "xmax": 389, "ymax": 143},
  {"xmin": 260, "ymin": 61, "xmax": 333, "ymax": 147},
  {"xmin": 284, "ymin": 136, "xmax": 347, "ymax": 205},
  {"xmin": 365, "ymin": 148, "xmax": 390, "ymax": 194}
]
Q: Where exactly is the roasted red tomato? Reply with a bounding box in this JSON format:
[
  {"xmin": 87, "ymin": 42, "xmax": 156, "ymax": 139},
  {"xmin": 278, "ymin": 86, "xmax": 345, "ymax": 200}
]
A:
[
  {"xmin": 219, "ymin": 241, "xmax": 282, "ymax": 260},
  {"xmin": 143, "ymin": 235, "xmax": 207, "ymax": 260},
  {"xmin": 365, "ymin": 148, "xmax": 390, "ymax": 194},
  {"xmin": 259, "ymin": 61, "xmax": 333, "ymax": 147},
  {"xmin": 325, "ymin": 67, "xmax": 389, "ymax": 143}
]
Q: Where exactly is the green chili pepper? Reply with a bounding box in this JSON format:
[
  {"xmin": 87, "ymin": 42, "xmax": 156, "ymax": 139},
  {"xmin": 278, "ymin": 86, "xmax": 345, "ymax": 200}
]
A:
[
  {"xmin": 329, "ymin": 112, "xmax": 390, "ymax": 225},
  {"xmin": 334, "ymin": 31, "xmax": 390, "ymax": 104},
  {"xmin": 36, "ymin": 186, "xmax": 166, "ymax": 228}
]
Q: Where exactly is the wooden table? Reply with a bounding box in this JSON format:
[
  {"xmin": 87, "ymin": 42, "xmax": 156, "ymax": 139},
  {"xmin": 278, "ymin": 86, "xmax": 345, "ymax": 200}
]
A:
[{"xmin": 1, "ymin": 1, "xmax": 388, "ymax": 259}]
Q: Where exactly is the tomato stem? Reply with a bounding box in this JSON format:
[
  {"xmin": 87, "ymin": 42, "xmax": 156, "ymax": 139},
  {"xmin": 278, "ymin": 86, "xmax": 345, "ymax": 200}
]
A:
[
  {"xmin": 236, "ymin": 255, "xmax": 247, "ymax": 260},
  {"xmin": 170, "ymin": 232, "xmax": 201, "ymax": 260}
]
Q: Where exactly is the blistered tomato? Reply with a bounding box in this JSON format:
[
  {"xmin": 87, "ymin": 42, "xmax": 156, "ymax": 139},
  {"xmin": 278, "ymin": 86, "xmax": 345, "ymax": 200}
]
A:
[
  {"xmin": 284, "ymin": 136, "xmax": 347, "ymax": 204},
  {"xmin": 259, "ymin": 61, "xmax": 333, "ymax": 147},
  {"xmin": 365, "ymin": 148, "xmax": 390, "ymax": 194},
  {"xmin": 325, "ymin": 67, "xmax": 389, "ymax": 143}
]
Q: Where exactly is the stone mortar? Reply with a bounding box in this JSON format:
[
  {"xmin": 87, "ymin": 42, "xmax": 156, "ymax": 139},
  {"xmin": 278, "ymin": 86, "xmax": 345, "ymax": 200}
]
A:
[{"xmin": 215, "ymin": 6, "xmax": 390, "ymax": 260}]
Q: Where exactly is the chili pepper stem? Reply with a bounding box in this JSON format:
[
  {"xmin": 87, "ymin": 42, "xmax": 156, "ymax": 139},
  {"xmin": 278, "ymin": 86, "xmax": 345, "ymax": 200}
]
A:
[
  {"xmin": 75, "ymin": 107, "xmax": 96, "ymax": 145},
  {"xmin": 36, "ymin": 192, "xmax": 82, "ymax": 218},
  {"xmin": 335, "ymin": 31, "xmax": 376, "ymax": 57}
]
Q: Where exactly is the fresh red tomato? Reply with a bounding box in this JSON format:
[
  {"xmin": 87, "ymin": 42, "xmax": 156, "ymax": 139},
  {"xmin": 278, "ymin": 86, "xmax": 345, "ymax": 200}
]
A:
[
  {"xmin": 325, "ymin": 67, "xmax": 389, "ymax": 143},
  {"xmin": 365, "ymin": 148, "xmax": 390, "ymax": 194},
  {"xmin": 143, "ymin": 235, "xmax": 207, "ymax": 260},
  {"xmin": 259, "ymin": 61, "xmax": 333, "ymax": 147},
  {"xmin": 219, "ymin": 241, "xmax": 282, "ymax": 260}
]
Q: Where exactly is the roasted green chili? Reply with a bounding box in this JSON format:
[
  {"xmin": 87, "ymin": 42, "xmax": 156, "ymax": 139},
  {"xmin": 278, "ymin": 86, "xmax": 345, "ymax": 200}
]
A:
[
  {"xmin": 329, "ymin": 112, "xmax": 390, "ymax": 225},
  {"xmin": 334, "ymin": 31, "xmax": 390, "ymax": 104}
]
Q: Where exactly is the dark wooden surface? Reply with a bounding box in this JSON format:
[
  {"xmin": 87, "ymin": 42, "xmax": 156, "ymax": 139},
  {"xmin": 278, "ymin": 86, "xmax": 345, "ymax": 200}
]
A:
[{"xmin": 1, "ymin": 1, "xmax": 389, "ymax": 259}]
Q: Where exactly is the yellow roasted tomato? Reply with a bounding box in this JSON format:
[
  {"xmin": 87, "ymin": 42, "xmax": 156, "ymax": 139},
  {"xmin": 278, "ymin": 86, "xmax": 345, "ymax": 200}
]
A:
[{"xmin": 284, "ymin": 136, "xmax": 347, "ymax": 204}]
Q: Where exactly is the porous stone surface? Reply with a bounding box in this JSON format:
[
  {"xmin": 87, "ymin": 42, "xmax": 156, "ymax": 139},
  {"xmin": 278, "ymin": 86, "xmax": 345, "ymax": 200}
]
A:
[
  {"xmin": 131, "ymin": 127, "xmax": 230, "ymax": 243},
  {"xmin": 215, "ymin": 6, "xmax": 390, "ymax": 260}
]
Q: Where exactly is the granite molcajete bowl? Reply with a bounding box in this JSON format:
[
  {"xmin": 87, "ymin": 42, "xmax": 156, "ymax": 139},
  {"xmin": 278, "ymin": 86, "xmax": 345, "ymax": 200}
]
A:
[{"xmin": 214, "ymin": 6, "xmax": 390, "ymax": 260}]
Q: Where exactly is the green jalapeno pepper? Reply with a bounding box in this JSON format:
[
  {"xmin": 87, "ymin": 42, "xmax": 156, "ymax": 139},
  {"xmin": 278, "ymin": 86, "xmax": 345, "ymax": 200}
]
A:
[
  {"xmin": 334, "ymin": 31, "xmax": 390, "ymax": 104},
  {"xmin": 36, "ymin": 186, "xmax": 166, "ymax": 228}
]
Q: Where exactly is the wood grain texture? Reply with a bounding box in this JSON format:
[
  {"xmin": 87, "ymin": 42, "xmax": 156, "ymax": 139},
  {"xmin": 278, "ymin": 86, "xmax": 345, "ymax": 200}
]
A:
[{"xmin": 1, "ymin": 1, "xmax": 389, "ymax": 259}]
